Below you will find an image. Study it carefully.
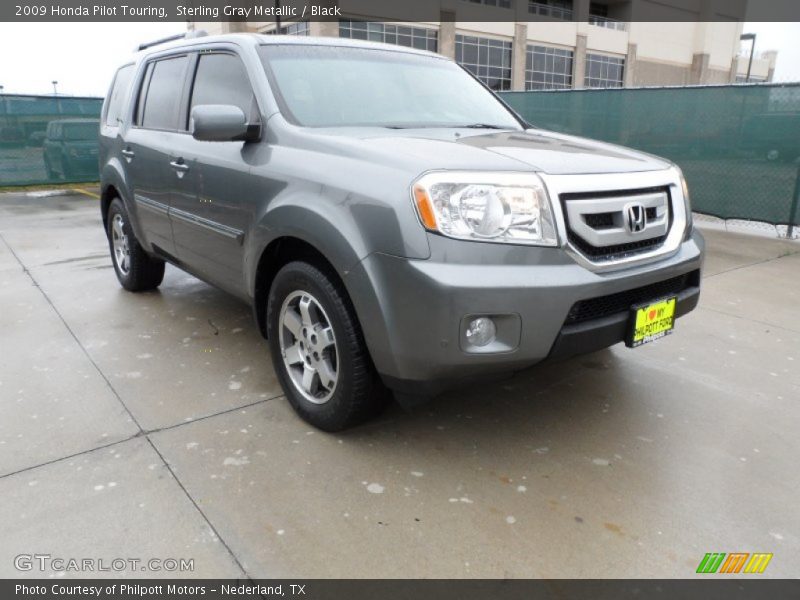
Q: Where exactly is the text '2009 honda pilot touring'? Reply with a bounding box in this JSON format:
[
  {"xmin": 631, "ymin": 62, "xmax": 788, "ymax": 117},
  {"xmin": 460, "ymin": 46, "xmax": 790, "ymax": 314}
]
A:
[{"xmin": 100, "ymin": 33, "xmax": 704, "ymax": 431}]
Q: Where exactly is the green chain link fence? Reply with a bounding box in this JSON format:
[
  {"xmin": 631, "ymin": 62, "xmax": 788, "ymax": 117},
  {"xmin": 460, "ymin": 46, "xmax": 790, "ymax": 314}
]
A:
[
  {"xmin": 2, "ymin": 87, "xmax": 800, "ymax": 234},
  {"xmin": 0, "ymin": 94, "xmax": 103, "ymax": 187},
  {"xmin": 501, "ymin": 83, "xmax": 800, "ymax": 233}
]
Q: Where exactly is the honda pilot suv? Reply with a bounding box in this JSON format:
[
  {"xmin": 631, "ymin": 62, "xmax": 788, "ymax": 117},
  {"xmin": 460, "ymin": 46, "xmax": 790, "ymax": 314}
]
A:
[{"xmin": 99, "ymin": 33, "xmax": 703, "ymax": 430}]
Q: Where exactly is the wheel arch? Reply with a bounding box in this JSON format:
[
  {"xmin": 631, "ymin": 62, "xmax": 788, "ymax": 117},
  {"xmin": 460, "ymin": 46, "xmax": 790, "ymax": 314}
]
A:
[
  {"xmin": 100, "ymin": 159, "xmax": 134, "ymax": 231},
  {"xmin": 100, "ymin": 184, "xmax": 118, "ymax": 229},
  {"xmin": 252, "ymin": 236, "xmax": 353, "ymax": 339},
  {"xmin": 247, "ymin": 196, "xmax": 375, "ymax": 336}
]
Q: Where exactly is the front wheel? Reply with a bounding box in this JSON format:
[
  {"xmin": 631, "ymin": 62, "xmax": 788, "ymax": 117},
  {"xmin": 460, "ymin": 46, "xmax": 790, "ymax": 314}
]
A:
[
  {"xmin": 107, "ymin": 197, "xmax": 165, "ymax": 292},
  {"xmin": 267, "ymin": 261, "xmax": 388, "ymax": 431}
]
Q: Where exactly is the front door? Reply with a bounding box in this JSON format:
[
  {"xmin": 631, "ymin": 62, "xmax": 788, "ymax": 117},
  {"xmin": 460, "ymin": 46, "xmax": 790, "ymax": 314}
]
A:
[{"xmin": 169, "ymin": 51, "xmax": 263, "ymax": 296}]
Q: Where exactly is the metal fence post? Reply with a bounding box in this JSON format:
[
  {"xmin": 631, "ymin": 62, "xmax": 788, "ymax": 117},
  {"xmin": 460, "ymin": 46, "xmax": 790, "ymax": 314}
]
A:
[{"xmin": 789, "ymin": 164, "xmax": 800, "ymax": 239}]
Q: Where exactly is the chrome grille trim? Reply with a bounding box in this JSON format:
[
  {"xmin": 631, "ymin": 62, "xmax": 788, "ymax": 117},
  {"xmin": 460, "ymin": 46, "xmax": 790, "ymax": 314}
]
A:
[
  {"xmin": 564, "ymin": 190, "xmax": 670, "ymax": 248},
  {"xmin": 539, "ymin": 167, "xmax": 688, "ymax": 273}
]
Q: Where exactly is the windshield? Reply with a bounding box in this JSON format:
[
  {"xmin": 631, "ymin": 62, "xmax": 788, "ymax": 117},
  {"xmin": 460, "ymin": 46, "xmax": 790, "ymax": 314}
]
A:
[
  {"xmin": 259, "ymin": 45, "xmax": 523, "ymax": 129},
  {"xmin": 62, "ymin": 123, "xmax": 98, "ymax": 141}
]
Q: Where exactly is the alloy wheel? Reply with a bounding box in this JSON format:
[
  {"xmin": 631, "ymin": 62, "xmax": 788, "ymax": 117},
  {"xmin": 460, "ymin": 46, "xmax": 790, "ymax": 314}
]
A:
[
  {"xmin": 111, "ymin": 213, "xmax": 130, "ymax": 275},
  {"xmin": 278, "ymin": 291, "xmax": 339, "ymax": 404}
]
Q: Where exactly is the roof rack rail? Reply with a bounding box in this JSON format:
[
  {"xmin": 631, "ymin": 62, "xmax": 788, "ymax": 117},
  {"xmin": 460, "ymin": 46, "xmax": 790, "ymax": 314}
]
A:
[{"xmin": 136, "ymin": 30, "xmax": 208, "ymax": 52}]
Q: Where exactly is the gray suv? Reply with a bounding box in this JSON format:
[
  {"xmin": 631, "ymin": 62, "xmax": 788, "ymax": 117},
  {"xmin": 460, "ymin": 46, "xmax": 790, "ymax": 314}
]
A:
[{"xmin": 99, "ymin": 33, "xmax": 704, "ymax": 430}]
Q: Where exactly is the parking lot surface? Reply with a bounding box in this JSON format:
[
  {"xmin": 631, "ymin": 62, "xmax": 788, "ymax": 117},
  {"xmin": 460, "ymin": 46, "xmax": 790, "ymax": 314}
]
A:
[{"xmin": 0, "ymin": 190, "xmax": 798, "ymax": 578}]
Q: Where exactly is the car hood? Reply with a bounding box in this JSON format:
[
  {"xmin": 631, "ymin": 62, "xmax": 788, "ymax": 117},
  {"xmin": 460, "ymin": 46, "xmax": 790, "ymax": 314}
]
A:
[
  {"xmin": 454, "ymin": 129, "xmax": 671, "ymax": 174},
  {"xmin": 317, "ymin": 127, "xmax": 671, "ymax": 175}
]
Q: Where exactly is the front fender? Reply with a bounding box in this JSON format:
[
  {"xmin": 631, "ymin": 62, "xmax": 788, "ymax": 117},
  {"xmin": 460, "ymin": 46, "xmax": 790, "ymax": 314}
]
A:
[{"xmin": 245, "ymin": 199, "xmax": 370, "ymax": 298}]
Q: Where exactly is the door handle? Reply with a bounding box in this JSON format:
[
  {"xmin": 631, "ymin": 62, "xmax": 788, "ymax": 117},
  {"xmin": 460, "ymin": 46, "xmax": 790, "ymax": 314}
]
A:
[
  {"xmin": 169, "ymin": 159, "xmax": 189, "ymax": 172},
  {"xmin": 121, "ymin": 148, "xmax": 135, "ymax": 160}
]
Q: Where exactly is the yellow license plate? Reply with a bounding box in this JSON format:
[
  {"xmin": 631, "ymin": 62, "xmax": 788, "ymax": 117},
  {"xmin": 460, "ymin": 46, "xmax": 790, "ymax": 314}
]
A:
[{"xmin": 626, "ymin": 297, "xmax": 677, "ymax": 348}]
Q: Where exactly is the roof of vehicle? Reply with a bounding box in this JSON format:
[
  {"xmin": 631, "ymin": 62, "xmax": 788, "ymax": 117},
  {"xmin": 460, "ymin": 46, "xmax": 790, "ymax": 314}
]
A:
[{"xmin": 134, "ymin": 32, "xmax": 445, "ymax": 61}]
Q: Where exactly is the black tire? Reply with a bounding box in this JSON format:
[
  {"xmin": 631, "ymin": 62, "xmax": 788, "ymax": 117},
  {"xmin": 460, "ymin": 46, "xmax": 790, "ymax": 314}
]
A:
[
  {"xmin": 44, "ymin": 157, "xmax": 56, "ymax": 180},
  {"xmin": 106, "ymin": 197, "xmax": 165, "ymax": 292},
  {"xmin": 267, "ymin": 260, "xmax": 388, "ymax": 431}
]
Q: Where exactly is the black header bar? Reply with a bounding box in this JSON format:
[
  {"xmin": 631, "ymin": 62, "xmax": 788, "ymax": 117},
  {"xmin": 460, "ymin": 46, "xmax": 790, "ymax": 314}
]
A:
[
  {"xmin": 2, "ymin": 0, "xmax": 800, "ymax": 22},
  {"xmin": 5, "ymin": 579, "xmax": 800, "ymax": 600}
]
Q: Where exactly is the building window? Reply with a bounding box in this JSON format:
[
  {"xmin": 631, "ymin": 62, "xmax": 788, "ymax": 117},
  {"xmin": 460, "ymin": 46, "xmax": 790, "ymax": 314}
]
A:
[
  {"xmin": 279, "ymin": 22, "xmax": 310, "ymax": 36},
  {"xmin": 526, "ymin": 45, "xmax": 573, "ymax": 90},
  {"xmin": 462, "ymin": 0, "xmax": 513, "ymax": 8},
  {"xmin": 339, "ymin": 21, "xmax": 438, "ymax": 52},
  {"xmin": 528, "ymin": 0, "xmax": 573, "ymax": 21},
  {"xmin": 265, "ymin": 22, "xmax": 310, "ymax": 35},
  {"xmin": 584, "ymin": 53, "xmax": 625, "ymax": 88},
  {"xmin": 455, "ymin": 35, "xmax": 512, "ymax": 91}
]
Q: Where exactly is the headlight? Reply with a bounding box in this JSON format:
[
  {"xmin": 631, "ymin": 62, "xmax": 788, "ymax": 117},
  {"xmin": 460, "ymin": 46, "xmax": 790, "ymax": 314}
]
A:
[
  {"xmin": 676, "ymin": 166, "xmax": 693, "ymax": 236},
  {"xmin": 412, "ymin": 172, "xmax": 558, "ymax": 246}
]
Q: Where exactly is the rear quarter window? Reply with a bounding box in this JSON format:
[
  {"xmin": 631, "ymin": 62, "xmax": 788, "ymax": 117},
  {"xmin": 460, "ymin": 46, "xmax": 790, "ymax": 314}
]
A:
[{"xmin": 105, "ymin": 64, "xmax": 134, "ymax": 127}]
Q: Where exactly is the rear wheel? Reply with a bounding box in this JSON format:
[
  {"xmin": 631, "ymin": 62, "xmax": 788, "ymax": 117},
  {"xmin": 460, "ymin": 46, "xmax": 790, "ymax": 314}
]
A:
[
  {"xmin": 44, "ymin": 156, "xmax": 56, "ymax": 180},
  {"xmin": 107, "ymin": 197, "xmax": 165, "ymax": 292},
  {"xmin": 267, "ymin": 261, "xmax": 388, "ymax": 431}
]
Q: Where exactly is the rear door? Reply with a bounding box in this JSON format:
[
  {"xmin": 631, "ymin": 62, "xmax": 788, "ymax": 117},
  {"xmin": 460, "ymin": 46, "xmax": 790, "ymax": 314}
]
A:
[
  {"xmin": 168, "ymin": 50, "xmax": 262, "ymax": 295},
  {"xmin": 122, "ymin": 54, "xmax": 191, "ymax": 257}
]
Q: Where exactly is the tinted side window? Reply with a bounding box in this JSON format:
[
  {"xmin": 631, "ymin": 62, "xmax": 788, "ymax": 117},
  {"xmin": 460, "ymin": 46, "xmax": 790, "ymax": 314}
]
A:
[
  {"xmin": 141, "ymin": 56, "xmax": 189, "ymax": 130},
  {"xmin": 135, "ymin": 62, "xmax": 154, "ymax": 126},
  {"xmin": 105, "ymin": 65, "xmax": 134, "ymax": 126},
  {"xmin": 190, "ymin": 53, "xmax": 257, "ymax": 122}
]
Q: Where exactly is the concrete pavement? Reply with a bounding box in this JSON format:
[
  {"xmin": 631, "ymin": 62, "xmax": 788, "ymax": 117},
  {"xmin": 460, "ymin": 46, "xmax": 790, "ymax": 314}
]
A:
[{"xmin": 0, "ymin": 190, "xmax": 798, "ymax": 578}]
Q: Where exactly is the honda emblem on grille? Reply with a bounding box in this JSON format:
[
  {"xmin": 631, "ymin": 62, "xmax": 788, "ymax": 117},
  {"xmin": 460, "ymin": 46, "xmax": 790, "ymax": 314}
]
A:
[{"xmin": 625, "ymin": 203, "xmax": 647, "ymax": 233}]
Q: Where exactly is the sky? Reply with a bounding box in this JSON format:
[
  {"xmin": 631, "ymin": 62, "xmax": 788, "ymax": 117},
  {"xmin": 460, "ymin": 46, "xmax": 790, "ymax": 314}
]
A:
[
  {"xmin": 0, "ymin": 21, "xmax": 798, "ymax": 96},
  {"xmin": 0, "ymin": 22, "xmax": 184, "ymax": 96},
  {"xmin": 739, "ymin": 22, "xmax": 800, "ymax": 82}
]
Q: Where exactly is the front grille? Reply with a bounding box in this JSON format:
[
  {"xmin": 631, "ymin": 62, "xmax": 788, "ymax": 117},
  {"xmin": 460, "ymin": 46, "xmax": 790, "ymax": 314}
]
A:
[
  {"xmin": 564, "ymin": 270, "xmax": 700, "ymax": 325},
  {"xmin": 583, "ymin": 208, "xmax": 657, "ymax": 231},
  {"xmin": 560, "ymin": 187, "xmax": 672, "ymax": 262},
  {"xmin": 569, "ymin": 231, "xmax": 667, "ymax": 258},
  {"xmin": 584, "ymin": 212, "xmax": 615, "ymax": 229}
]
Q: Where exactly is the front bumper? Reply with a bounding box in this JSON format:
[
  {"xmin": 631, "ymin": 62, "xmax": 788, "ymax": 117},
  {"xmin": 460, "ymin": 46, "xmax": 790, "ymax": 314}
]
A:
[{"xmin": 345, "ymin": 229, "xmax": 704, "ymax": 397}]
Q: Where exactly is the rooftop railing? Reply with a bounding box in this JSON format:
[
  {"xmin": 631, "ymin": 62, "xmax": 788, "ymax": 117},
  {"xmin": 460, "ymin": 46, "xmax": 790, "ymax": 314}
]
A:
[
  {"xmin": 588, "ymin": 15, "xmax": 628, "ymax": 31},
  {"xmin": 528, "ymin": 2, "xmax": 574, "ymax": 21}
]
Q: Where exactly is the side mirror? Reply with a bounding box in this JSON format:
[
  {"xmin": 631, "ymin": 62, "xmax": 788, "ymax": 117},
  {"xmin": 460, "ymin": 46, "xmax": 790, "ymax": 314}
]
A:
[{"xmin": 190, "ymin": 105, "xmax": 260, "ymax": 142}]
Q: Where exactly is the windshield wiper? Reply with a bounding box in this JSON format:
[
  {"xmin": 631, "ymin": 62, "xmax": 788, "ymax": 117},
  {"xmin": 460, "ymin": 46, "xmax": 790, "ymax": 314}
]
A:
[
  {"xmin": 457, "ymin": 123, "xmax": 509, "ymax": 129},
  {"xmin": 382, "ymin": 123, "xmax": 510, "ymax": 130}
]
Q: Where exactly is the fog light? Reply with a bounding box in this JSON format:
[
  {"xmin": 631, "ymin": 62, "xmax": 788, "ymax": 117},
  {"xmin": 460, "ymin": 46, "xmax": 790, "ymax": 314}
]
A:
[{"xmin": 465, "ymin": 317, "xmax": 497, "ymax": 347}]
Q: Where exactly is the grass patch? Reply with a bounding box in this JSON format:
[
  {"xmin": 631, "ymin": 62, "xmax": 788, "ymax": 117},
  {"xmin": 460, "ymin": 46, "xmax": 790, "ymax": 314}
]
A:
[{"xmin": 0, "ymin": 181, "xmax": 99, "ymax": 193}]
